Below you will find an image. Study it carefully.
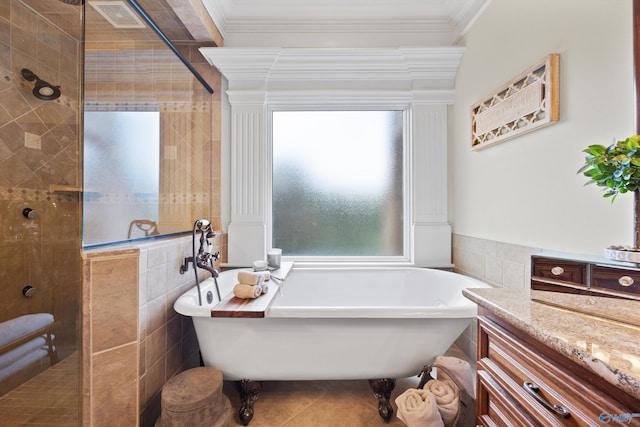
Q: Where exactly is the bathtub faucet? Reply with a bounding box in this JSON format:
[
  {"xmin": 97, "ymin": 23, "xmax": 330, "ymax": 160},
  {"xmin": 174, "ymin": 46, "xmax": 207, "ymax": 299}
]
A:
[
  {"xmin": 180, "ymin": 218, "xmax": 222, "ymax": 305},
  {"xmin": 179, "ymin": 220, "xmax": 220, "ymax": 277},
  {"xmin": 195, "ymin": 220, "xmax": 220, "ymax": 278},
  {"xmin": 179, "ymin": 251, "xmax": 220, "ymax": 276},
  {"xmin": 196, "ymin": 252, "xmax": 220, "ymax": 278}
]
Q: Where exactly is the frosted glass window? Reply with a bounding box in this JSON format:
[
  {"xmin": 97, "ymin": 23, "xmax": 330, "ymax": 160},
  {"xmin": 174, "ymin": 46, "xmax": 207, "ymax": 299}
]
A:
[
  {"xmin": 272, "ymin": 110, "xmax": 403, "ymax": 256},
  {"xmin": 83, "ymin": 111, "xmax": 160, "ymax": 246}
]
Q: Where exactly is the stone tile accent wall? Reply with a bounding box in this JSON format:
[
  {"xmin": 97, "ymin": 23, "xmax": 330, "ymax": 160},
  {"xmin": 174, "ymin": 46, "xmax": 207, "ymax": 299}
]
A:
[
  {"xmin": 452, "ymin": 234, "xmax": 540, "ymax": 289},
  {"xmin": 451, "ymin": 234, "xmax": 541, "ymax": 363},
  {"xmin": 0, "ymin": 0, "xmax": 82, "ymax": 392},
  {"xmin": 83, "ymin": 34, "xmax": 222, "ymax": 242},
  {"xmin": 83, "ymin": 234, "xmax": 222, "ymax": 427},
  {"xmin": 1, "ymin": 1, "xmax": 81, "ymax": 189},
  {"xmin": 137, "ymin": 235, "xmax": 217, "ymax": 426},
  {"xmin": 82, "ymin": 249, "xmax": 139, "ymax": 427}
]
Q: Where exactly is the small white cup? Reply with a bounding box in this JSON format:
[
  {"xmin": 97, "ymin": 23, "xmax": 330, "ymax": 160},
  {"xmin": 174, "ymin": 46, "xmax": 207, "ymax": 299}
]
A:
[
  {"xmin": 252, "ymin": 260, "xmax": 268, "ymax": 271},
  {"xmin": 267, "ymin": 248, "xmax": 282, "ymax": 269}
]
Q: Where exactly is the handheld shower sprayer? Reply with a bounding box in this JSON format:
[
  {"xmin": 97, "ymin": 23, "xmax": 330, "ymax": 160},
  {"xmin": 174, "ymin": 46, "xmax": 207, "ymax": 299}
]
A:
[
  {"xmin": 195, "ymin": 218, "xmax": 210, "ymax": 229},
  {"xmin": 179, "ymin": 219, "xmax": 221, "ymax": 306},
  {"xmin": 194, "ymin": 218, "xmax": 218, "ymax": 263}
]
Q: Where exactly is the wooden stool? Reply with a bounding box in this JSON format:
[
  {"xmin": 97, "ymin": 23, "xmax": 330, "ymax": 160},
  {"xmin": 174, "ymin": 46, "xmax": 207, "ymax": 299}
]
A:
[{"xmin": 156, "ymin": 367, "xmax": 232, "ymax": 427}]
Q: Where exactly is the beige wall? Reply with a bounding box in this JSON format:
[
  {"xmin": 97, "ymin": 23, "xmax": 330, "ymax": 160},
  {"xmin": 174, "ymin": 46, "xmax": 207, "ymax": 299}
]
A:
[
  {"xmin": 450, "ymin": 0, "xmax": 635, "ymax": 255},
  {"xmin": 0, "ymin": 0, "xmax": 82, "ymax": 392},
  {"xmin": 451, "ymin": 233, "xmax": 542, "ymax": 363},
  {"xmin": 82, "ymin": 235, "xmax": 221, "ymax": 427},
  {"xmin": 82, "ymin": 249, "xmax": 139, "ymax": 427},
  {"xmin": 452, "ymin": 234, "xmax": 537, "ymax": 289},
  {"xmin": 83, "ymin": 38, "xmax": 222, "ymax": 242},
  {"xmin": 81, "ymin": 14, "xmax": 224, "ymax": 426}
]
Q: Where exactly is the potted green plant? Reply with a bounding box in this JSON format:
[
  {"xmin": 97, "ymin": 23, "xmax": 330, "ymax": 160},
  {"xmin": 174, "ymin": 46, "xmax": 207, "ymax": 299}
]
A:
[{"xmin": 579, "ymin": 135, "xmax": 640, "ymax": 259}]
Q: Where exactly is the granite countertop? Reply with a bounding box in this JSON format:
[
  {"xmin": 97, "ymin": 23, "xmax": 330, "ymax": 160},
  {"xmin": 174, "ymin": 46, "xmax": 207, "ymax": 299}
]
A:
[{"xmin": 463, "ymin": 288, "xmax": 640, "ymax": 401}]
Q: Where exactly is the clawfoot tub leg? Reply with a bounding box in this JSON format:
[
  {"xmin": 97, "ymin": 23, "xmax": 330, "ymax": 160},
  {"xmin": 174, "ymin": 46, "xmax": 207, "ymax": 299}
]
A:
[
  {"xmin": 368, "ymin": 378, "xmax": 396, "ymax": 423},
  {"xmin": 236, "ymin": 379, "xmax": 262, "ymax": 426}
]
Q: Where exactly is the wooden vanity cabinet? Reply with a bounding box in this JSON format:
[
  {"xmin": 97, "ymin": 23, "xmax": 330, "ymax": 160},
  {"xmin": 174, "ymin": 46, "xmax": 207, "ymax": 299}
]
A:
[
  {"xmin": 476, "ymin": 310, "xmax": 640, "ymax": 426},
  {"xmin": 531, "ymin": 255, "xmax": 640, "ymax": 300}
]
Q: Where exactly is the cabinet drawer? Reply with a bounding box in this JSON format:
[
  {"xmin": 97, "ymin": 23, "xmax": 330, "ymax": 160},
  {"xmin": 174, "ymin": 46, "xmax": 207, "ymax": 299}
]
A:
[
  {"xmin": 531, "ymin": 257, "xmax": 587, "ymax": 286},
  {"xmin": 478, "ymin": 317, "xmax": 635, "ymax": 426},
  {"xmin": 477, "ymin": 369, "xmax": 536, "ymax": 427},
  {"xmin": 591, "ymin": 265, "xmax": 640, "ymax": 298},
  {"xmin": 530, "ymin": 280, "xmax": 588, "ymax": 295}
]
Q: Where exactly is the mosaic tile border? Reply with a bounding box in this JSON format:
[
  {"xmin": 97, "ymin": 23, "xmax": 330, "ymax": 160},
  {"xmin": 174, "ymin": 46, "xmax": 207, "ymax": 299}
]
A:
[
  {"xmin": 84, "ymin": 101, "xmax": 211, "ymax": 113},
  {"xmin": 0, "ymin": 186, "xmax": 79, "ymax": 203},
  {"xmin": 82, "ymin": 192, "xmax": 210, "ymax": 204}
]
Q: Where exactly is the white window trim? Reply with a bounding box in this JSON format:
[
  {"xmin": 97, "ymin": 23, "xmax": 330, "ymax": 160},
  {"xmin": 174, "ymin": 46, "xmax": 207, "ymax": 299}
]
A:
[{"xmin": 201, "ymin": 47, "xmax": 464, "ymax": 267}]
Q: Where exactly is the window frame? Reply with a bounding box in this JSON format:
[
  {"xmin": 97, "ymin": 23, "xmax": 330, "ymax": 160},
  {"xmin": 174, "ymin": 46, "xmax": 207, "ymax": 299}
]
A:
[
  {"xmin": 266, "ymin": 103, "xmax": 413, "ymax": 265},
  {"xmin": 207, "ymin": 47, "xmax": 460, "ymax": 268}
]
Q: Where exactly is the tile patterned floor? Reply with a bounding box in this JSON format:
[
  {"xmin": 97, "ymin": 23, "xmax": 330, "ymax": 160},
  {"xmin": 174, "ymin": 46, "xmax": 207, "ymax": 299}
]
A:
[
  {"xmin": 223, "ymin": 377, "xmax": 420, "ymax": 427},
  {"xmin": 221, "ymin": 345, "xmax": 476, "ymax": 427},
  {"xmin": 0, "ymin": 347, "xmax": 474, "ymax": 427},
  {"xmin": 0, "ymin": 353, "xmax": 79, "ymax": 427},
  {"xmin": 223, "ymin": 376, "xmax": 475, "ymax": 427}
]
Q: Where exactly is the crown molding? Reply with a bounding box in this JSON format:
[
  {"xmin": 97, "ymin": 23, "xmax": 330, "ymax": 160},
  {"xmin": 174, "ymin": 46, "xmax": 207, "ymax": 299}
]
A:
[
  {"xmin": 449, "ymin": 0, "xmax": 492, "ymax": 42},
  {"xmin": 223, "ymin": 18, "xmax": 450, "ymax": 35},
  {"xmin": 199, "ymin": 47, "xmax": 464, "ymax": 90},
  {"xmin": 199, "ymin": 0, "xmax": 488, "ymax": 45},
  {"xmin": 201, "ymin": 0, "xmax": 228, "ymax": 39}
]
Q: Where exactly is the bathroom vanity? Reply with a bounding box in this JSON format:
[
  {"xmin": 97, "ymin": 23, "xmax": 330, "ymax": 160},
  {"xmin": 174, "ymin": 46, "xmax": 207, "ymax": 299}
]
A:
[{"xmin": 463, "ymin": 288, "xmax": 640, "ymax": 426}]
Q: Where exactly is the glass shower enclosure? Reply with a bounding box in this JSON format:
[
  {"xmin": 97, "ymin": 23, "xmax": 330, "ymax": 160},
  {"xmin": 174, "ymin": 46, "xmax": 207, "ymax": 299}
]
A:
[{"xmin": 0, "ymin": 0, "xmax": 83, "ymax": 425}]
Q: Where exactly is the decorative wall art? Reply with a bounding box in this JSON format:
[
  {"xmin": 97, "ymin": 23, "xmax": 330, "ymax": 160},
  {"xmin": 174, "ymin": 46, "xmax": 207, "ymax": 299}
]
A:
[{"xmin": 471, "ymin": 54, "xmax": 559, "ymax": 150}]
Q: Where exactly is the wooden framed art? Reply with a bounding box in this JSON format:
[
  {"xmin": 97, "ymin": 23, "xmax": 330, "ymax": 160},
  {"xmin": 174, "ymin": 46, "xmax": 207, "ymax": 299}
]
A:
[{"xmin": 471, "ymin": 53, "xmax": 559, "ymax": 151}]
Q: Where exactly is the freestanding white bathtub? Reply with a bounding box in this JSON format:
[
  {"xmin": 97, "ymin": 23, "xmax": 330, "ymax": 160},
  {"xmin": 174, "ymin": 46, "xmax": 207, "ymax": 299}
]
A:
[{"xmin": 174, "ymin": 266, "xmax": 490, "ymax": 425}]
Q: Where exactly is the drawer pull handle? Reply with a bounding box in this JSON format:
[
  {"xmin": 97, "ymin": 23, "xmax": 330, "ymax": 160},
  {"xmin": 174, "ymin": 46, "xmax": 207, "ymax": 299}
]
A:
[
  {"xmin": 618, "ymin": 276, "xmax": 635, "ymax": 287},
  {"xmin": 523, "ymin": 381, "xmax": 570, "ymax": 419},
  {"xmin": 550, "ymin": 266, "xmax": 564, "ymax": 276}
]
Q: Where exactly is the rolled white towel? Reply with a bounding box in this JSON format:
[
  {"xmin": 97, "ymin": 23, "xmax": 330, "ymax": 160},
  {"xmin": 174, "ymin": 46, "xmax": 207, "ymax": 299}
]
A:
[
  {"xmin": 434, "ymin": 355, "xmax": 475, "ymax": 399},
  {"xmin": 395, "ymin": 388, "xmax": 444, "ymax": 427},
  {"xmin": 232, "ymin": 284, "xmax": 262, "ymax": 299},
  {"xmin": 423, "ymin": 379, "xmax": 459, "ymax": 427},
  {"xmin": 257, "ymin": 271, "xmax": 271, "ymax": 281},
  {"xmin": 237, "ymin": 271, "xmax": 265, "ymax": 285}
]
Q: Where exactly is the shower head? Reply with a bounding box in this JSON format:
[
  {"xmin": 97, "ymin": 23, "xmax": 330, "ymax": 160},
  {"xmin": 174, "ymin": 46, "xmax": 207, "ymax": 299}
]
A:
[{"xmin": 21, "ymin": 69, "xmax": 61, "ymax": 101}]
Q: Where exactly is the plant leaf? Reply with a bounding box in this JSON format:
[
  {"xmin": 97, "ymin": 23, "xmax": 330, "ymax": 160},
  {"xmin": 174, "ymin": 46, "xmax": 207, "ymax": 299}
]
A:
[{"xmin": 585, "ymin": 145, "xmax": 606, "ymax": 156}]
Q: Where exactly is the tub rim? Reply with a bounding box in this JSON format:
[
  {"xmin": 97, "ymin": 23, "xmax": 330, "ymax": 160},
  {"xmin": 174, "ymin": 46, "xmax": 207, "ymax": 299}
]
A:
[{"xmin": 174, "ymin": 265, "xmax": 490, "ymax": 319}]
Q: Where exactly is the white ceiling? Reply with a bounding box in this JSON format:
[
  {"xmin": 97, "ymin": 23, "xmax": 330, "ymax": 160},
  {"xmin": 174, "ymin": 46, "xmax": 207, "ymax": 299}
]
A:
[{"xmin": 201, "ymin": 0, "xmax": 489, "ymax": 47}]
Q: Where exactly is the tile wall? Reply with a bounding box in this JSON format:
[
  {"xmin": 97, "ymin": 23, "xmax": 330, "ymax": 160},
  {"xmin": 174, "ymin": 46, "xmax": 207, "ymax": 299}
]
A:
[
  {"xmin": 83, "ymin": 32, "xmax": 222, "ymax": 243},
  {"xmin": 81, "ymin": 6, "xmax": 223, "ymax": 425},
  {"xmin": 83, "ymin": 234, "xmax": 222, "ymax": 426},
  {"xmin": 82, "ymin": 249, "xmax": 139, "ymax": 427},
  {"xmin": 0, "ymin": 0, "xmax": 82, "ymax": 395},
  {"xmin": 137, "ymin": 235, "xmax": 218, "ymax": 426},
  {"xmin": 81, "ymin": 235, "xmax": 528, "ymax": 425},
  {"xmin": 451, "ymin": 233, "xmax": 540, "ymax": 362}
]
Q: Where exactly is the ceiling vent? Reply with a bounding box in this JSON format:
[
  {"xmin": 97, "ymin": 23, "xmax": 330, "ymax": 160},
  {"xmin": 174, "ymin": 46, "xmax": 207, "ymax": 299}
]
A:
[{"xmin": 89, "ymin": 1, "xmax": 146, "ymax": 29}]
